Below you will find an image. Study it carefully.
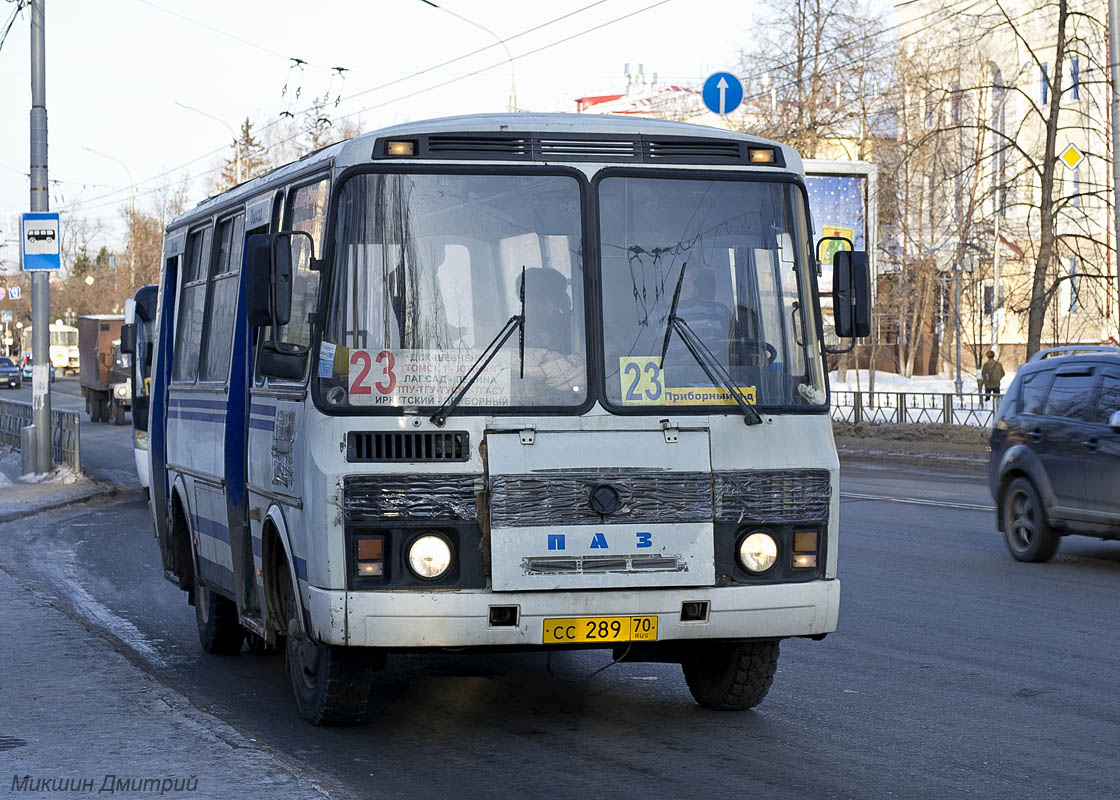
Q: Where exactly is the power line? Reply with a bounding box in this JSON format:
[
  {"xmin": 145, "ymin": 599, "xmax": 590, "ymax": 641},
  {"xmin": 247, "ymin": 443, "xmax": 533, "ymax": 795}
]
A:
[
  {"xmin": 0, "ymin": 0, "xmax": 26, "ymax": 55},
  {"xmin": 63, "ymin": 0, "xmax": 666, "ymax": 215}
]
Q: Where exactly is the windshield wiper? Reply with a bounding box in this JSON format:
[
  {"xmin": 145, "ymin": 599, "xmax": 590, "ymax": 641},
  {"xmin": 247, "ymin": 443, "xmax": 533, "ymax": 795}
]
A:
[
  {"xmin": 659, "ymin": 261, "xmax": 762, "ymax": 426},
  {"xmin": 430, "ymin": 267, "xmax": 526, "ymax": 427}
]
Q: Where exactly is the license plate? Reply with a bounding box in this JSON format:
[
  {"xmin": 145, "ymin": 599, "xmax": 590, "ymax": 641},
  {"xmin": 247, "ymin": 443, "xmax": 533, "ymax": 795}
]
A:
[{"xmin": 542, "ymin": 615, "xmax": 658, "ymax": 644}]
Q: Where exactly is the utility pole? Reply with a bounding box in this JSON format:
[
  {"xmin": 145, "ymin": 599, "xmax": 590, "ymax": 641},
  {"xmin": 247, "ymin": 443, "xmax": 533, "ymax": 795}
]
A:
[
  {"xmin": 1109, "ymin": 0, "xmax": 1120, "ymax": 339},
  {"xmin": 29, "ymin": 0, "xmax": 51, "ymax": 473},
  {"xmin": 954, "ymin": 264, "xmax": 963, "ymax": 397}
]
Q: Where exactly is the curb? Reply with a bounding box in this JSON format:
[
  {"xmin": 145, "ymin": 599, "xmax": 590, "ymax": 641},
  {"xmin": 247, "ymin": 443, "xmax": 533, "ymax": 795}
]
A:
[{"xmin": 0, "ymin": 482, "xmax": 119, "ymax": 525}]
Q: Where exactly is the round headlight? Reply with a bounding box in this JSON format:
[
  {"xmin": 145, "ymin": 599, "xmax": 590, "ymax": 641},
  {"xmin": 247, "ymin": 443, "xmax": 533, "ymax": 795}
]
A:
[
  {"xmin": 407, "ymin": 534, "xmax": 453, "ymax": 580},
  {"xmin": 738, "ymin": 531, "xmax": 778, "ymax": 574}
]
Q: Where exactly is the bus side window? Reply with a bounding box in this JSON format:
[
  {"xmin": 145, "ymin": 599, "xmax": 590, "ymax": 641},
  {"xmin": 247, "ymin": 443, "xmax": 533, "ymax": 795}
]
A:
[
  {"xmin": 275, "ymin": 176, "xmax": 329, "ymax": 359},
  {"xmin": 173, "ymin": 226, "xmax": 213, "ymax": 383},
  {"xmin": 199, "ymin": 213, "xmax": 245, "ymax": 383}
]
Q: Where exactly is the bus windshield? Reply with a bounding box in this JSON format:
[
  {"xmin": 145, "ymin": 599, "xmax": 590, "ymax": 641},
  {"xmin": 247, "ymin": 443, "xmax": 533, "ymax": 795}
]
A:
[
  {"xmin": 598, "ymin": 175, "xmax": 826, "ymax": 410},
  {"xmin": 319, "ymin": 172, "xmax": 587, "ymax": 411}
]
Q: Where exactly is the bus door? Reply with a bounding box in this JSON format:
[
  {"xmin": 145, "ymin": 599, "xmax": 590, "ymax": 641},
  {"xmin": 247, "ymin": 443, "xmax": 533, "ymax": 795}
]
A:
[
  {"xmin": 149, "ymin": 232, "xmax": 185, "ymax": 569},
  {"xmin": 246, "ymin": 177, "xmax": 329, "ymax": 609}
]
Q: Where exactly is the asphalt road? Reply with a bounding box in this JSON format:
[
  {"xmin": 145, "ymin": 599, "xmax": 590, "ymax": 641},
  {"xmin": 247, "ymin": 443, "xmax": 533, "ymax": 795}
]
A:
[{"xmin": 1, "ymin": 428, "xmax": 1117, "ymax": 800}]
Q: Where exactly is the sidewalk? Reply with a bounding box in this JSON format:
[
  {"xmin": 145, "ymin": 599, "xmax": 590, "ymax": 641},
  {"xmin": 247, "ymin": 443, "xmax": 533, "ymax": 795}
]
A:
[
  {"xmin": 0, "ymin": 567, "xmax": 334, "ymax": 799},
  {"xmin": 0, "ymin": 447, "xmax": 110, "ymax": 524}
]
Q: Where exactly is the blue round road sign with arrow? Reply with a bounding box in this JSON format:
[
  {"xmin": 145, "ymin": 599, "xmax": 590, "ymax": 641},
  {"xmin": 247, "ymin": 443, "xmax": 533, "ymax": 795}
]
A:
[{"xmin": 702, "ymin": 72, "xmax": 743, "ymax": 115}]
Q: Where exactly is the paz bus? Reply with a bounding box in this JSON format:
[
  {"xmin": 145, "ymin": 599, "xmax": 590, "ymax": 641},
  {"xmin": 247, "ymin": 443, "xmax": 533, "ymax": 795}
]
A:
[
  {"xmin": 147, "ymin": 113, "xmax": 870, "ymax": 724},
  {"xmin": 120, "ymin": 285, "xmax": 158, "ymax": 488}
]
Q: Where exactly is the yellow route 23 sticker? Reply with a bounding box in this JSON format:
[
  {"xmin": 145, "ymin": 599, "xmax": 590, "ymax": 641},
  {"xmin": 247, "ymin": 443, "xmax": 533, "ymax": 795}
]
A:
[{"xmin": 619, "ymin": 357, "xmax": 756, "ymax": 406}]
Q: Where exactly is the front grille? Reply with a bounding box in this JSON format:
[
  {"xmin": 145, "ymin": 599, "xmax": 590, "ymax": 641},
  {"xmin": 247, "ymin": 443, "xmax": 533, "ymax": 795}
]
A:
[
  {"xmin": 715, "ymin": 469, "xmax": 831, "ymax": 523},
  {"xmin": 343, "ymin": 475, "xmax": 480, "ymax": 520},
  {"xmin": 522, "ymin": 554, "xmax": 686, "ymax": 575},
  {"xmin": 347, "ymin": 431, "xmax": 469, "ymax": 463},
  {"xmin": 489, "ymin": 470, "xmax": 713, "ymax": 527}
]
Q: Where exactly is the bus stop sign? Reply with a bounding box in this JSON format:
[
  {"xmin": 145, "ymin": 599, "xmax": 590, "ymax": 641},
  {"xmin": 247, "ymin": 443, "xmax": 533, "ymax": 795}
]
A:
[
  {"xmin": 21, "ymin": 212, "xmax": 61, "ymax": 271},
  {"xmin": 702, "ymin": 72, "xmax": 743, "ymax": 115}
]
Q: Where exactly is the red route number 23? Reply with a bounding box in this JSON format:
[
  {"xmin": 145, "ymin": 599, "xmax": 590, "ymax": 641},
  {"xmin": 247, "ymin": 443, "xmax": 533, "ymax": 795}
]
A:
[{"xmin": 350, "ymin": 350, "xmax": 396, "ymax": 395}]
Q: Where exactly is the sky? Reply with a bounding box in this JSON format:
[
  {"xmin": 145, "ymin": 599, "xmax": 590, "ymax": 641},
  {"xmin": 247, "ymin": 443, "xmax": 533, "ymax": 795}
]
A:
[{"xmin": 0, "ymin": 0, "xmax": 768, "ymax": 266}]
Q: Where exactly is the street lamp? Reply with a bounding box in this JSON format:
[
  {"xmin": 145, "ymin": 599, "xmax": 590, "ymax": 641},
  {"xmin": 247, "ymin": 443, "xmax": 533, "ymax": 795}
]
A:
[
  {"xmin": 82, "ymin": 145, "xmax": 137, "ymax": 288},
  {"xmin": 417, "ymin": 0, "xmax": 517, "ymax": 112},
  {"xmin": 176, "ymin": 102, "xmax": 241, "ymax": 183}
]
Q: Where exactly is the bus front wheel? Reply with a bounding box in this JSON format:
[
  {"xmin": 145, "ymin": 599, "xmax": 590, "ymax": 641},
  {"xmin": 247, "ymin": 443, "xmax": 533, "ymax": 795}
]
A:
[
  {"xmin": 281, "ymin": 573, "xmax": 376, "ymax": 726},
  {"xmin": 194, "ymin": 574, "xmax": 245, "ymax": 655},
  {"xmin": 681, "ymin": 639, "xmax": 780, "ymax": 711}
]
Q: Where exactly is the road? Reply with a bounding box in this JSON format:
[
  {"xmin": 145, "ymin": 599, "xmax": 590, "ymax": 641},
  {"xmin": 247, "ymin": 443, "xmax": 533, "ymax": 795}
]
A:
[{"xmin": 1, "ymin": 425, "xmax": 1117, "ymax": 800}]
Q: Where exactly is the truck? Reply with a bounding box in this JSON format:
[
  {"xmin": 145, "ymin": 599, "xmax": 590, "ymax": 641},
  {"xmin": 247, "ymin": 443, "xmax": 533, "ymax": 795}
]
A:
[{"xmin": 78, "ymin": 314, "xmax": 131, "ymax": 425}]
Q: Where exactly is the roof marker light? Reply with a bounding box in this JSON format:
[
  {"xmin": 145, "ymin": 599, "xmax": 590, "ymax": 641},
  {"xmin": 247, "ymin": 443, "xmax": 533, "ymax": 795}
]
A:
[
  {"xmin": 386, "ymin": 140, "xmax": 417, "ymax": 157},
  {"xmin": 748, "ymin": 147, "xmax": 776, "ymax": 163}
]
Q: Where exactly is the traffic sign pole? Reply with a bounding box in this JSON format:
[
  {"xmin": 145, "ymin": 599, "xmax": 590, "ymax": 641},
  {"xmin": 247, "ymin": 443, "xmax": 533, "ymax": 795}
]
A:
[{"xmin": 29, "ymin": 0, "xmax": 51, "ymax": 474}]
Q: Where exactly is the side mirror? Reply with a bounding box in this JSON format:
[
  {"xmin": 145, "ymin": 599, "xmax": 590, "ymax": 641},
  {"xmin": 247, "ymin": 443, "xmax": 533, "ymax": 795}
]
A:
[
  {"xmin": 833, "ymin": 249, "xmax": 871, "ymax": 339},
  {"xmin": 1109, "ymin": 410, "xmax": 1120, "ymax": 433},
  {"xmin": 119, "ymin": 323, "xmax": 136, "ymax": 356},
  {"xmin": 244, "ymin": 231, "xmax": 313, "ymax": 329}
]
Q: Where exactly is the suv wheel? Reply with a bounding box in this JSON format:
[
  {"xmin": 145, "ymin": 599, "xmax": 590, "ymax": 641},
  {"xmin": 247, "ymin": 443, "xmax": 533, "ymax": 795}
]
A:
[{"xmin": 1002, "ymin": 476, "xmax": 1059, "ymax": 562}]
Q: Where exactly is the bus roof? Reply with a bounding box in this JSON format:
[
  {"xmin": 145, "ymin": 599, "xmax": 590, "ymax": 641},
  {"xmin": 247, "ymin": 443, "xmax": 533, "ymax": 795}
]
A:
[{"xmin": 169, "ymin": 113, "xmax": 802, "ymax": 232}]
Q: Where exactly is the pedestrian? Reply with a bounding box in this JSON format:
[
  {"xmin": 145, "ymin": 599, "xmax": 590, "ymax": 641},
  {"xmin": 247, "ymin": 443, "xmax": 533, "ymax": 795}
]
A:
[{"xmin": 981, "ymin": 350, "xmax": 1004, "ymax": 405}]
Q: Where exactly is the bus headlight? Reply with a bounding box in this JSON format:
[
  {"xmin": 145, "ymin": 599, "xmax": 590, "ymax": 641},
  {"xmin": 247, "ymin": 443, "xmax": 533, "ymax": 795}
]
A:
[
  {"xmin": 134, "ymin": 429, "xmax": 148, "ymax": 451},
  {"xmin": 407, "ymin": 533, "xmax": 453, "ymax": 580},
  {"xmin": 737, "ymin": 531, "xmax": 778, "ymax": 574}
]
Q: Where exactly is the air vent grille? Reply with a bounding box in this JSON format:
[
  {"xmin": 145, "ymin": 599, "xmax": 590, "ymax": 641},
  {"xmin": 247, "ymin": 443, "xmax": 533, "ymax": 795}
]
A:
[
  {"xmin": 347, "ymin": 431, "xmax": 470, "ymax": 463},
  {"xmin": 426, "ymin": 134, "xmax": 530, "ymax": 158},
  {"xmin": 646, "ymin": 139, "xmax": 744, "ymax": 162},
  {"xmin": 536, "ymin": 137, "xmax": 640, "ymax": 161}
]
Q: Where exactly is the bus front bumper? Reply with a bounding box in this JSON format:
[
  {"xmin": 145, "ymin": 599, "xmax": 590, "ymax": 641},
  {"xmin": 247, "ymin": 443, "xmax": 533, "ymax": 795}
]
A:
[{"xmin": 307, "ymin": 580, "xmax": 840, "ymax": 648}]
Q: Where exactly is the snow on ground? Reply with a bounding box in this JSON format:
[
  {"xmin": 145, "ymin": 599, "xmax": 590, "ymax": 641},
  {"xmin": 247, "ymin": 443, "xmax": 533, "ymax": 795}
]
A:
[{"xmin": 829, "ymin": 369, "xmax": 1015, "ymax": 395}]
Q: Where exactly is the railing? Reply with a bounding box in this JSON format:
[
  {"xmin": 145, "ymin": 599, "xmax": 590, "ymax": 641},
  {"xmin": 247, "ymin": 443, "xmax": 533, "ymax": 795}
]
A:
[
  {"xmin": 831, "ymin": 390, "xmax": 997, "ymax": 428},
  {"xmin": 0, "ymin": 398, "xmax": 81, "ymax": 471}
]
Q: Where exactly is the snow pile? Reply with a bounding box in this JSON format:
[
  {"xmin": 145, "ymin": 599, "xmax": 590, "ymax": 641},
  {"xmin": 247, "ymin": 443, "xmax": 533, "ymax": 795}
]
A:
[
  {"xmin": 0, "ymin": 471, "xmax": 12, "ymax": 489},
  {"xmin": 20, "ymin": 465, "xmax": 84, "ymax": 485}
]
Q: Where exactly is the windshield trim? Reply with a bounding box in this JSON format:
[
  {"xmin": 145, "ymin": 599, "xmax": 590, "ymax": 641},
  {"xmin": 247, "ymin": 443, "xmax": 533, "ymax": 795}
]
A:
[
  {"xmin": 311, "ymin": 163, "xmax": 600, "ymax": 418},
  {"xmin": 590, "ymin": 166, "xmax": 829, "ymax": 416}
]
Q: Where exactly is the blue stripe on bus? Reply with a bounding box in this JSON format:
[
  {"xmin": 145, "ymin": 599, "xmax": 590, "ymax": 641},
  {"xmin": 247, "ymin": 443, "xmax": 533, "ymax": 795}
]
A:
[
  {"xmin": 169, "ymin": 397, "xmax": 229, "ymax": 410},
  {"xmin": 197, "ymin": 557, "xmax": 236, "ymax": 596},
  {"xmin": 168, "ymin": 410, "xmax": 224, "ymax": 424},
  {"xmin": 248, "ymin": 418, "xmax": 275, "ymax": 431},
  {"xmin": 191, "ymin": 513, "xmax": 231, "ymax": 545},
  {"xmin": 293, "ymin": 556, "xmax": 308, "ymax": 581},
  {"xmin": 249, "ymin": 403, "xmax": 276, "ymax": 417},
  {"xmin": 251, "ymin": 536, "xmax": 262, "ymax": 557}
]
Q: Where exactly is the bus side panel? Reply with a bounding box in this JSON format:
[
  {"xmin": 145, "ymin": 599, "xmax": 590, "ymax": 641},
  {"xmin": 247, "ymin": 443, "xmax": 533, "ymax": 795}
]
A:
[
  {"xmin": 225, "ymin": 259, "xmax": 257, "ymax": 616},
  {"xmin": 148, "ymin": 255, "xmax": 178, "ymax": 568}
]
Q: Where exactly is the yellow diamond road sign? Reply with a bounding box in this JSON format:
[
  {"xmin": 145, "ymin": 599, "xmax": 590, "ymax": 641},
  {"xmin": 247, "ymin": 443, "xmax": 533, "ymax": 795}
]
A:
[{"xmin": 1059, "ymin": 143, "xmax": 1084, "ymax": 170}]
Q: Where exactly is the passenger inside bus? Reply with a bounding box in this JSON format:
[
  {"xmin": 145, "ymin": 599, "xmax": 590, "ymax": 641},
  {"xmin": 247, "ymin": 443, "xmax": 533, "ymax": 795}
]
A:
[{"xmin": 518, "ymin": 267, "xmax": 584, "ymax": 400}]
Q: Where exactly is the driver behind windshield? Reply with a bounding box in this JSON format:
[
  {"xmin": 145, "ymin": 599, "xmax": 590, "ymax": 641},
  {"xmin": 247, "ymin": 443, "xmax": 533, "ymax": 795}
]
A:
[{"xmin": 518, "ymin": 267, "xmax": 584, "ymax": 400}]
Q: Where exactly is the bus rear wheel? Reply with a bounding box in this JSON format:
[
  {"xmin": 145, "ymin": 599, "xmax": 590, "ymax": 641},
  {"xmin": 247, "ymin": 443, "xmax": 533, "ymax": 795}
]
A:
[
  {"xmin": 681, "ymin": 639, "xmax": 780, "ymax": 711},
  {"xmin": 281, "ymin": 573, "xmax": 375, "ymax": 725}
]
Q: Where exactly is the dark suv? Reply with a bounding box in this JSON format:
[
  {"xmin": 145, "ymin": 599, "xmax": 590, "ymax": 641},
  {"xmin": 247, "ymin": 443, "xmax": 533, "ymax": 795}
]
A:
[{"xmin": 989, "ymin": 346, "xmax": 1120, "ymax": 561}]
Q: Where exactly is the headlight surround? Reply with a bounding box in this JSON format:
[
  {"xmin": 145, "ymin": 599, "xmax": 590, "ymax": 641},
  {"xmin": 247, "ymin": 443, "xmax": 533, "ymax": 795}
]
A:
[
  {"xmin": 737, "ymin": 530, "xmax": 778, "ymax": 574},
  {"xmin": 406, "ymin": 533, "xmax": 453, "ymax": 580}
]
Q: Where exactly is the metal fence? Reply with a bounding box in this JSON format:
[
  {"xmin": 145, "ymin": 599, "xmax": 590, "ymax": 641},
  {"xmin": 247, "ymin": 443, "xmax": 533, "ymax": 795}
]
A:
[
  {"xmin": 831, "ymin": 390, "xmax": 997, "ymax": 428},
  {"xmin": 0, "ymin": 398, "xmax": 81, "ymax": 470}
]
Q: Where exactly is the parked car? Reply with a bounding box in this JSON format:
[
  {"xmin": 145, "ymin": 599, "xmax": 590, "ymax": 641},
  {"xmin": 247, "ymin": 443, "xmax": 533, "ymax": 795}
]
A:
[
  {"xmin": 0, "ymin": 356, "xmax": 19, "ymax": 389},
  {"xmin": 989, "ymin": 346, "xmax": 1120, "ymax": 561},
  {"xmin": 19, "ymin": 355, "xmax": 56, "ymax": 383}
]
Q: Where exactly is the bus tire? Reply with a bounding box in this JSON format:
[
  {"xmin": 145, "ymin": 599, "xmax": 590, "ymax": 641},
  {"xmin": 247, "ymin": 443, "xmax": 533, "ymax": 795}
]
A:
[
  {"xmin": 681, "ymin": 639, "xmax": 780, "ymax": 711},
  {"xmin": 194, "ymin": 574, "xmax": 245, "ymax": 655},
  {"xmin": 281, "ymin": 575, "xmax": 374, "ymax": 726}
]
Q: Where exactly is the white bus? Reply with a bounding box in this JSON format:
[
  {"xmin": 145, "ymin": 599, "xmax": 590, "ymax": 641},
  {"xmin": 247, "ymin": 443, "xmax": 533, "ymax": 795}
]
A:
[
  {"xmin": 21, "ymin": 321, "xmax": 79, "ymax": 372},
  {"xmin": 147, "ymin": 113, "xmax": 870, "ymax": 725}
]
